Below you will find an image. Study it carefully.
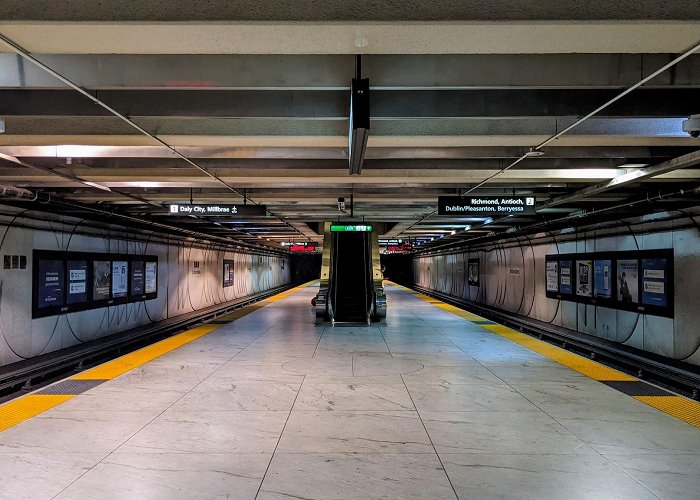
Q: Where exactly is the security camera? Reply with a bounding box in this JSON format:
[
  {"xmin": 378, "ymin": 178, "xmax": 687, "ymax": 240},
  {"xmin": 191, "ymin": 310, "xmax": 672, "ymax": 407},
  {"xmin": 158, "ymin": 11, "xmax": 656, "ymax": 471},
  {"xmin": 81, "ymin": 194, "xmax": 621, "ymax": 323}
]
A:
[
  {"xmin": 337, "ymin": 197, "xmax": 346, "ymax": 212},
  {"xmin": 682, "ymin": 114, "xmax": 700, "ymax": 138}
]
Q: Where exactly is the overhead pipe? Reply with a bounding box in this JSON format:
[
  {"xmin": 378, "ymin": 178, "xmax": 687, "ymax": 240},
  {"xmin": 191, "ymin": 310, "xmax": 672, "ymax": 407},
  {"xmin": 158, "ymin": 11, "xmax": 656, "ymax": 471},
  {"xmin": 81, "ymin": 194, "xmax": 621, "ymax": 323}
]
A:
[{"xmin": 0, "ymin": 184, "xmax": 37, "ymax": 201}]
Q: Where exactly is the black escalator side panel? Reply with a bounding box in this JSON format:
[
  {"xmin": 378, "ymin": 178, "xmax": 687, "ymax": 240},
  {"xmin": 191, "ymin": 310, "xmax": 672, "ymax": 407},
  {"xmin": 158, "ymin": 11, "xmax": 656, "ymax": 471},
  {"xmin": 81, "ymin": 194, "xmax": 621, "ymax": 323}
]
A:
[{"xmin": 333, "ymin": 232, "xmax": 369, "ymax": 322}]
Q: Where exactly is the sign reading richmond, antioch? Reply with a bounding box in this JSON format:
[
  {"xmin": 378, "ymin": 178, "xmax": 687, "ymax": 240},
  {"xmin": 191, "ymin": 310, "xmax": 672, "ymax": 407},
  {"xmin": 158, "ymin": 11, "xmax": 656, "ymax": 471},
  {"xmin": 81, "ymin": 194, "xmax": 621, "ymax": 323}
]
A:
[{"xmin": 438, "ymin": 196, "xmax": 536, "ymax": 216}]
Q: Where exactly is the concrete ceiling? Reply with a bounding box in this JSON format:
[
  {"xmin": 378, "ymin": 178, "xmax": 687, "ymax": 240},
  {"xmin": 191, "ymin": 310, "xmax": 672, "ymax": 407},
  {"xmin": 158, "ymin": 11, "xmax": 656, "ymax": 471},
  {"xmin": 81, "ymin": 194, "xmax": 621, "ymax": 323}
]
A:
[{"xmin": 0, "ymin": 5, "xmax": 699, "ymax": 252}]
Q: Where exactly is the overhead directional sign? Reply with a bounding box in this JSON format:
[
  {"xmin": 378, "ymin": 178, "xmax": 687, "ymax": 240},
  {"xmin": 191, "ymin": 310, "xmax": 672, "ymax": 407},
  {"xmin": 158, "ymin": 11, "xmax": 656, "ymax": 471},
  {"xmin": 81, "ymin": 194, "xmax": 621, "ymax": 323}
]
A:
[
  {"xmin": 169, "ymin": 204, "xmax": 267, "ymax": 216},
  {"xmin": 438, "ymin": 196, "xmax": 536, "ymax": 216},
  {"xmin": 330, "ymin": 224, "xmax": 373, "ymax": 232}
]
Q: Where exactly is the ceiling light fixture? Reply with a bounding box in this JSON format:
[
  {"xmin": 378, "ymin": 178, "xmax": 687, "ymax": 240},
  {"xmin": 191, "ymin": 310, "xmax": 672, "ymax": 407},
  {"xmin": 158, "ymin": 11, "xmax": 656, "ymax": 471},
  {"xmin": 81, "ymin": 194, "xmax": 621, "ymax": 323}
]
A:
[{"xmin": 349, "ymin": 55, "xmax": 370, "ymax": 175}]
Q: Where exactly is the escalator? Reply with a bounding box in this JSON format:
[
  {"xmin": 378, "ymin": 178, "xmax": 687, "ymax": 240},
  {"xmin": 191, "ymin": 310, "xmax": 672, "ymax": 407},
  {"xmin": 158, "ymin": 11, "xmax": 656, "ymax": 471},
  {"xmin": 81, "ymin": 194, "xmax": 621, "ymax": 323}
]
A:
[
  {"xmin": 331, "ymin": 231, "xmax": 371, "ymax": 322},
  {"xmin": 315, "ymin": 222, "xmax": 386, "ymax": 325}
]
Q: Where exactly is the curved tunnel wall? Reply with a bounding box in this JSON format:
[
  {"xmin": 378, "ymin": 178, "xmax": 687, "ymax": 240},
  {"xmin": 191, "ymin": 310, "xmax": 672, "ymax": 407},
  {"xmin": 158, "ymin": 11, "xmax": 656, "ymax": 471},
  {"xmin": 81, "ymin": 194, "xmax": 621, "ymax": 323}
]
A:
[
  {"xmin": 412, "ymin": 211, "xmax": 700, "ymax": 367},
  {"xmin": 0, "ymin": 216, "xmax": 291, "ymax": 368}
]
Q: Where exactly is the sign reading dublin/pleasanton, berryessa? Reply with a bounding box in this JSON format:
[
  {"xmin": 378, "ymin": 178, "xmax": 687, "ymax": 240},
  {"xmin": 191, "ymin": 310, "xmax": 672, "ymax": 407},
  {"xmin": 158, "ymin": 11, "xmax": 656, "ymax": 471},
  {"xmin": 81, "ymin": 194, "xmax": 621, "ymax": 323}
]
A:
[
  {"xmin": 169, "ymin": 204, "xmax": 267, "ymax": 216},
  {"xmin": 437, "ymin": 196, "xmax": 536, "ymax": 216}
]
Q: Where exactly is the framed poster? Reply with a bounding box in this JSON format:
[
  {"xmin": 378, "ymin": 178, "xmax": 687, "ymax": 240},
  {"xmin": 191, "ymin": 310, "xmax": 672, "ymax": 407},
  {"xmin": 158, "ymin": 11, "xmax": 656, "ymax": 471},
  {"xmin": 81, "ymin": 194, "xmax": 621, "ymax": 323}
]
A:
[
  {"xmin": 130, "ymin": 260, "xmax": 145, "ymax": 296},
  {"xmin": 66, "ymin": 259, "xmax": 88, "ymax": 305},
  {"xmin": 223, "ymin": 260, "xmax": 234, "ymax": 287},
  {"xmin": 593, "ymin": 259, "xmax": 613, "ymax": 300},
  {"xmin": 559, "ymin": 260, "xmax": 573, "ymax": 295},
  {"xmin": 467, "ymin": 259, "xmax": 479, "ymax": 286},
  {"xmin": 37, "ymin": 259, "xmax": 64, "ymax": 309},
  {"xmin": 93, "ymin": 260, "xmax": 111, "ymax": 301},
  {"xmin": 576, "ymin": 260, "xmax": 593, "ymax": 297},
  {"xmin": 616, "ymin": 259, "xmax": 639, "ymax": 304},
  {"xmin": 111, "ymin": 260, "xmax": 128, "ymax": 299},
  {"xmin": 145, "ymin": 261, "xmax": 158, "ymax": 294},
  {"xmin": 642, "ymin": 258, "xmax": 668, "ymax": 307},
  {"xmin": 545, "ymin": 260, "xmax": 559, "ymax": 293}
]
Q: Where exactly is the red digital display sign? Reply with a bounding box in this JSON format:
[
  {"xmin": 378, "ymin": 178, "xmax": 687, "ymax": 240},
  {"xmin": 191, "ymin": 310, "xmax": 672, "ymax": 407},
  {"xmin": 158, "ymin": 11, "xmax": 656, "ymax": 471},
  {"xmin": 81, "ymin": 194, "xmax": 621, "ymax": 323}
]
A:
[{"xmin": 290, "ymin": 245, "xmax": 316, "ymax": 252}]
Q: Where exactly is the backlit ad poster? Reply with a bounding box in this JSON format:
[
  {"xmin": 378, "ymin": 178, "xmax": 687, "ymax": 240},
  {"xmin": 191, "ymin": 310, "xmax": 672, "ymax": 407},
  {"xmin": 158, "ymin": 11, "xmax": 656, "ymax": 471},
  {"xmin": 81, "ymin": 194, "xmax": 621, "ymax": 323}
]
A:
[
  {"xmin": 131, "ymin": 260, "xmax": 145, "ymax": 296},
  {"xmin": 546, "ymin": 261, "xmax": 558, "ymax": 292},
  {"xmin": 223, "ymin": 260, "xmax": 234, "ymax": 287},
  {"xmin": 37, "ymin": 259, "xmax": 64, "ymax": 309},
  {"xmin": 66, "ymin": 259, "xmax": 88, "ymax": 305},
  {"xmin": 616, "ymin": 259, "xmax": 639, "ymax": 304},
  {"xmin": 93, "ymin": 260, "xmax": 111, "ymax": 301},
  {"xmin": 145, "ymin": 261, "xmax": 158, "ymax": 294},
  {"xmin": 559, "ymin": 260, "xmax": 573, "ymax": 295},
  {"xmin": 467, "ymin": 259, "xmax": 479, "ymax": 286},
  {"xmin": 642, "ymin": 258, "xmax": 668, "ymax": 307},
  {"xmin": 576, "ymin": 260, "xmax": 593, "ymax": 297},
  {"xmin": 112, "ymin": 260, "xmax": 128, "ymax": 298},
  {"xmin": 593, "ymin": 259, "xmax": 612, "ymax": 299}
]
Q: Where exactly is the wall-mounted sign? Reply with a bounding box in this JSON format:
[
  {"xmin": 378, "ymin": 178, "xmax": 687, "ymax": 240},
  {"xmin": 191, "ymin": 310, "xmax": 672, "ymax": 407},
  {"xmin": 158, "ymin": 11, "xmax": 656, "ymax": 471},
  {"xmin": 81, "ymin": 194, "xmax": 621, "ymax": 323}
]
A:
[
  {"xmin": 330, "ymin": 224, "xmax": 373, "ymax": 232},
  {"xmin": 192, "ymin": 261, "xmax": 201, "ymax": 277},
  {"xmin": 438, "ymin": 196, "xmax": 536, "ymax": 216},
  {"xmin": 169, "ymin": 204, "xmax": 267, "ymax": 216},
  {"xmin": 145, "ymin": 261, "xmax": 158, "ymax": 294}
]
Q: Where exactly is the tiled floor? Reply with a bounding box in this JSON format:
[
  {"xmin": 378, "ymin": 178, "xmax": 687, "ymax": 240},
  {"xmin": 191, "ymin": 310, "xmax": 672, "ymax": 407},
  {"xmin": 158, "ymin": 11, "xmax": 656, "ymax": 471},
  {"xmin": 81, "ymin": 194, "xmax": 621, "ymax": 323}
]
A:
[{"xmin": 1, "ymin": 284, "xmax": 699, "ymax": 499}]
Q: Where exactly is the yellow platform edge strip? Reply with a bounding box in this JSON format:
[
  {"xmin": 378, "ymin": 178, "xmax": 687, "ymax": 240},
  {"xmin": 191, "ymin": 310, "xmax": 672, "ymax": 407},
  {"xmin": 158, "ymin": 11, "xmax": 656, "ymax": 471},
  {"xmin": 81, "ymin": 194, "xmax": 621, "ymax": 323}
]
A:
[
  {"xmin": 0, "ymin": 394, "xmax": 74, "ymax": 432},
  {"xmin": 389, "ymin": 282, "xmax": 700, "ymax": 428},
  {"xmin": 0, "ymin": 281, "xmax": 314, "ymax": 432}
]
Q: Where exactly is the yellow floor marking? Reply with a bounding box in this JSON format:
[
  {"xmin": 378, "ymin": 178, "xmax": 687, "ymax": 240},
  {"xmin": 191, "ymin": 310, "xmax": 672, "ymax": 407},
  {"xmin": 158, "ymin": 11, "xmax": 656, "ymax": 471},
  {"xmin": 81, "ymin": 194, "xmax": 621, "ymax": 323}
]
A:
[
  {"xmin": 635, "ymin": 396, "xmax": 700, "ymax": 428},
  {"xmin": 72, "ymin": 324, "xmax": 220, "ymax": 380},
  {"xmin": 396, "ymin": 283, "xmax": 700, "ymax": 425},
  {"xmin": 0, "ymin": 281, "xmax": 317, "ymax": 432},
  {"xmin": 0, "ymin": 395, "xmax": 74, "ymax": 432}
]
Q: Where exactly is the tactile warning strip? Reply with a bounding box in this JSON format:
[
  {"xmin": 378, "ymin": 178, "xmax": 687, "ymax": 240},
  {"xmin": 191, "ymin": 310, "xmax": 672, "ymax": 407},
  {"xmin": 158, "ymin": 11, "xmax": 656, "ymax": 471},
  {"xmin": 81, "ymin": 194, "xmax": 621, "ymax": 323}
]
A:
[
  {"xmin": 389, "ymin": 282, "xmax": 700, "ymax": 429},
  {"xmin": 0, "ymin": 280, "xmax": 316, "ymax": 432},
  {"xmin": 33, "ymin": 379, "xmax": 107, "ymax": 395},
  {"xmin": 603, "ymin": 380, "xmax": 673, "ymax": 397}
]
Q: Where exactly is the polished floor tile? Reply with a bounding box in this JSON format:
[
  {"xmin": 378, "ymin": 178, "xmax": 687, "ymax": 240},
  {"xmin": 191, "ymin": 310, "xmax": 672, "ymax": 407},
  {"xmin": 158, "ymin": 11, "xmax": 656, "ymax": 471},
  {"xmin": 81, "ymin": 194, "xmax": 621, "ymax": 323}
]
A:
[
  {"xmin": 442, "ymin": 453, "xmax": 659, "ymax": 500},
  {"xmin": 295, "ymin": 382, "xmax": 415, "ymax": 411},
  {"xmin": 54, "ymin": 452, "xmax": 271, "ymax": 500},
  {"xmin": 258, "ymin": 452, "xmax": 456, "ymax": 500},
  {"xmin": 276, "ymin": 410, "xmax": 433, "ymax": 454}
]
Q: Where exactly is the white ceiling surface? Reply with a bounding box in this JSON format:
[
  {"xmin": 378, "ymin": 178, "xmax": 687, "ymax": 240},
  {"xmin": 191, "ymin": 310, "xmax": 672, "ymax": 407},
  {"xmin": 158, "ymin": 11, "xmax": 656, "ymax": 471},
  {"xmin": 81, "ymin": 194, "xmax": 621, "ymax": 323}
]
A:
[{"xmin": 0, "ymin": 22, "xmax": 699, "ymax": 54}]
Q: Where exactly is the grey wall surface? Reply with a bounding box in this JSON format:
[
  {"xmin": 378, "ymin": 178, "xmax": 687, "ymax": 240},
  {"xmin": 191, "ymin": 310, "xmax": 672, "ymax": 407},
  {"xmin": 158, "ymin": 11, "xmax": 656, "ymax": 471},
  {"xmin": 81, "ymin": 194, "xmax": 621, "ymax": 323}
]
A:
[
  {"xmin": 412, "ymin": 210, "xmax": 700, "ymax": 367},
  {"xmin": 0, "ymin": 215, "xmax": 290, "ymax": 368}
]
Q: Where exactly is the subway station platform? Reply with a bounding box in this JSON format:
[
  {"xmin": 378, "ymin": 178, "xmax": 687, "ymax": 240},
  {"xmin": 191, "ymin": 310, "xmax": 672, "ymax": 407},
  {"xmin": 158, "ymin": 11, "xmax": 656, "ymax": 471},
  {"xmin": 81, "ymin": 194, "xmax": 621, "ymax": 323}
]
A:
[{"xmin": 1, "ymin": 283, "xmax": 699, "ymax": 500}]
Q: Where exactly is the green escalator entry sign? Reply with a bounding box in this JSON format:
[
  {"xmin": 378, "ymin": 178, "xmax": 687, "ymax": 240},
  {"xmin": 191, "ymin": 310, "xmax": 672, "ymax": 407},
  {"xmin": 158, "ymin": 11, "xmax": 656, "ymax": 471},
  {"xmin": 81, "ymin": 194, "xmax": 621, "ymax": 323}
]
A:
[{"xmin": 330, "ymin": 224, "xmax": 373, "ymax": 232}]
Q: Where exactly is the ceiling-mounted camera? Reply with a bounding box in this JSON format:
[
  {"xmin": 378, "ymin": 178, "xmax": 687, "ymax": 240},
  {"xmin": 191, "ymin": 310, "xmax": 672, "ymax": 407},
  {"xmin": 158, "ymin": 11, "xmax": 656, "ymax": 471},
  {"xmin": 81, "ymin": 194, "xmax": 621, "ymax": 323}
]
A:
[{"xmin": 682, "ymin": 114, "xmax": 700, "ymax": 138}]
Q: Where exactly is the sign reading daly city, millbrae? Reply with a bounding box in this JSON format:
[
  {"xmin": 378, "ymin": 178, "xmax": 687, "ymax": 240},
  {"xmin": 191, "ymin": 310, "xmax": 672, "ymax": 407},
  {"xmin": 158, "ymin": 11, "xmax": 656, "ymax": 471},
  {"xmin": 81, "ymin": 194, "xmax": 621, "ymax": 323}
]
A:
[
  {"xmin": 438, "ymin": 196, "xmax": 536, "ymax": 216},
  {"xmin": 169, "ymin": 204, "xmax": 267, "ymax": 216}
]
